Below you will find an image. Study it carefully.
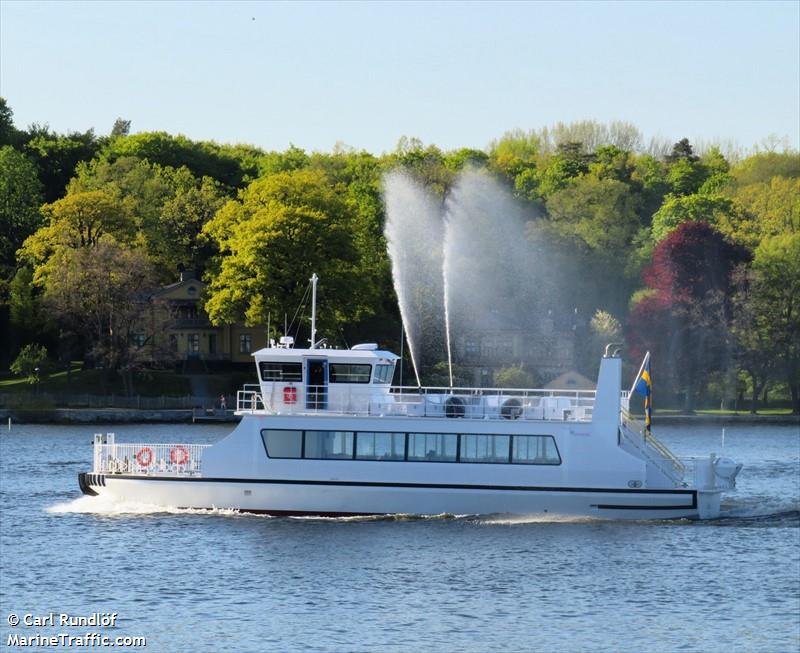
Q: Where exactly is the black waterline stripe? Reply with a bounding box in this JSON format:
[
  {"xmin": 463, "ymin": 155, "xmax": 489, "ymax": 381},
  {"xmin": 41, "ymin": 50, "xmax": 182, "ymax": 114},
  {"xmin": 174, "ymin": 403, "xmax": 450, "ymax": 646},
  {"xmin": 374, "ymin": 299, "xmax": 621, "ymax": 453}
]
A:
[
  {"xmin": 108, "ymin": 475, "xmax": 696, "ymax": 497},
  {"xmin": 593, "ymin": 504, "xmax": 694, "ymax": 511}
]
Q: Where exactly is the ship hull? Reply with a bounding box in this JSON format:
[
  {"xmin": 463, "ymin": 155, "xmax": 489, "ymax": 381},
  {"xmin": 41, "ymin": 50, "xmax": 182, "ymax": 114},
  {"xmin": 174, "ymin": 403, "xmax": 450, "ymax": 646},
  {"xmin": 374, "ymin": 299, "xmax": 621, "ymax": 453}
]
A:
[{"xmin": 79, "ymin": 473, "xmax": 715, "ymax": 520}]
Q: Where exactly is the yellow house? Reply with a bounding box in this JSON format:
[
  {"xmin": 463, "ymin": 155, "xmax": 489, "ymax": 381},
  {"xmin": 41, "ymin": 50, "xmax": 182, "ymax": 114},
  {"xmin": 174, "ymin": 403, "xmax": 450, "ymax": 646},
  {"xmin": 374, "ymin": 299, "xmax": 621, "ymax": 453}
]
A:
[{"xmin": 154, "ymin": 271, "xmax": 266, "ymax": 364}]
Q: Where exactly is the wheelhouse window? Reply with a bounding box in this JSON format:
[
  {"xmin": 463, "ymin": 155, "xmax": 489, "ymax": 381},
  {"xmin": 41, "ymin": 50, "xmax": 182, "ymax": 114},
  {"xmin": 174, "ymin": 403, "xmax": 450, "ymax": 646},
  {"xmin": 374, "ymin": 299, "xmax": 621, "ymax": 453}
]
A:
[
  {"xmin": 239, "ymin": 333, "xmax": 252, "ymax": 354},
  {"xmin": 329, "ymin": 363, "xmax": 371, "ymax": 384},
  {"xmin": 259, "ymin": 362, "xmax": 302, "ymax": 382},
  {"xmin": 373, "ymin": 364, "xmax": 394, "ymax": 384},
  {"xmin": 407, "ymin": 433, "xmax": 457, "ymax": 462},
  {"xmin": 461, "ymin": 434, "xmax": 511, "ymax": 463},
  {"xmin": 512, "ymin": 435, "xmax": 561, "ymax": 465},
  {"xmin": 262, "ymin": 429, "xmax": 302, "ymax": 458},
  {"xmin": 356, "ymin": 432, "xmax": 405, "ymax": 461},
  {"xmin": 304, "ymin": 430, "xmax": 354, "ymax": 459}
]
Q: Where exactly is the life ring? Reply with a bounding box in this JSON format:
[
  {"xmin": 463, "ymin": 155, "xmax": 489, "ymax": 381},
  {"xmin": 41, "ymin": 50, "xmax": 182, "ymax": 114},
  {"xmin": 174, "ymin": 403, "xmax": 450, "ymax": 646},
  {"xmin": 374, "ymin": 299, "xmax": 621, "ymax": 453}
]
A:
[
  {"xmin": 135, "ymin": 447, "xmax": 153, "ymax": 467},
  {"xmin": 283, "ymin": 386, "xmax": 297, "ymax": 404},
  {"xmin": 501, "ymin": 398, "xmax": 523, "ymax": 420},
  {"xmin": 170, "ymin": 445, "xmax": 190, "ymax": 465},
  {"xmin": 444, "ymin": 396, "xmax": 466, "ymax": 418}
]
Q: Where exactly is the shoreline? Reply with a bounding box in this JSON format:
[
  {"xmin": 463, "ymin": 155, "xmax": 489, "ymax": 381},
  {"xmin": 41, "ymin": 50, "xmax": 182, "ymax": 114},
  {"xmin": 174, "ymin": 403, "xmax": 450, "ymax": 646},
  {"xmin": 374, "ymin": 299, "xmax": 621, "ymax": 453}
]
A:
[
  {"xmin": 0, "ymin": 408, "xmax": 796, "ymax": 426},
  {"xmin": 0, "ymin": 408, "xmax": 240, "ymax": 424}
]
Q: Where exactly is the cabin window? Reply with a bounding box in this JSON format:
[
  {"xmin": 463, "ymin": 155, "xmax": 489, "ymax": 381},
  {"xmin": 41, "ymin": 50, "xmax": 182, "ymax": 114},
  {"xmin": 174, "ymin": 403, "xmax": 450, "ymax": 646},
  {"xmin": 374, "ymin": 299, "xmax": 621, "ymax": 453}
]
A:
[
  {"xmin": 356, "ymin": 432, "xmax": 405, "ymax": 461},
  {"xmin": 259, "ymin": 362, "xmax": 303, "ymax": 382},
  {"xmin": 262, "ymin": 429, "xmax": 302, "ymax": 458},
  {"xmin": 512, "ymin": 435, "xmax": 561, "ymax": 465},
  {"xmin": 304, "ymin": 430, "xmax": 354, "ymax": 459},
  {"xmin": 329, "ymin": 363, "xmax": 372, "ymax": 384},
  {"xmin": 373, "ymin": 364, "xmax": 394, "ymax": 384},
  {"xmin": 407, "ymin": 433, "xmax": 457, "ymax": 462},
  {"xmin": 460, "ymin": 434, "xmax": 511, "ymax": 463}
]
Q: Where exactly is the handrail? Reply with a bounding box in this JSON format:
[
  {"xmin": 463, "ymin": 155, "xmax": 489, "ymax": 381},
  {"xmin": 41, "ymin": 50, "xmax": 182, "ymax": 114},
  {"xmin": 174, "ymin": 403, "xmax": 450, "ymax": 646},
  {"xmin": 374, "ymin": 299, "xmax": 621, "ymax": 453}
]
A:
[
  {"xmin": 235, "ymin": 384, "xmax": 597, "ymax": 422},
  {"xmin": 620, "ymin": 408, "xmax": 685, "ymax": 477},
  {"xmin": 94, "ymin": 442, "xmax": 211, "ymax": 476}
]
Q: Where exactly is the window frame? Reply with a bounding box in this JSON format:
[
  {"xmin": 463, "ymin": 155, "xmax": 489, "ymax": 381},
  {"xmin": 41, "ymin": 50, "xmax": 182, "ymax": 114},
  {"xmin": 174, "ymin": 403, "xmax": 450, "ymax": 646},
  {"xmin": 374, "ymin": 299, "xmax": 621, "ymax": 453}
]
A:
[
  {"xmin": 259, "ymin": 361, "xmax": 303, "ymax": 382},
  {"xmin": 261, "ymin": 429, "xmax": 304, "ymax": 459},
  {"xmin": 260, "ymin": 430, "xmax": 562, "ymax": 466},
  {"xmin": 354, "ymin": 431, "xmax": 406, "ymax": 461},
  {"xmin": 328, "ymin": 363, "xmax": 372, "ymax": 384},
  {"xmin": 459, "ymin": 433, "xmax": 512, "ymax": 464},
  {"xmin": 303, "ymin": 430, "xmax": 356, "ymax": 460},
  {"xmin": 511, "ymin": 434, "xmax": 562, "ymax": 465}
]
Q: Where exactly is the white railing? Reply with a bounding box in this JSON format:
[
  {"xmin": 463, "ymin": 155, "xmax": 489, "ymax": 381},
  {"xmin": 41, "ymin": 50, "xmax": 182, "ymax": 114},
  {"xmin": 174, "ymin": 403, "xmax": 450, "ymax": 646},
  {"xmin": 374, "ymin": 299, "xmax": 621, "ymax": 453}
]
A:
[
  {"xmin": 619, "ymin": 409, "xmax": 686, "ymax": 484},
  {"xmin": 235, "ymin": 383, "xmax": 597, "ymax": 422},
  {"xmin": 94, "ymin": 441, "xmax": 210, "ymax": 476}
]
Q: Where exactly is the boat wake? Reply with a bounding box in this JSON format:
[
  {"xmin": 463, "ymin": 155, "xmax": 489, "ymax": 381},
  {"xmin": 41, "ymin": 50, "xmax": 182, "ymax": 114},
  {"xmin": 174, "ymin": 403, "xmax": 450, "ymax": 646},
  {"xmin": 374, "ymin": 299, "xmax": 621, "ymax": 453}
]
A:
[{"xmin": 47, "ymin": 495, "xmax": 244, "ymax": 517}]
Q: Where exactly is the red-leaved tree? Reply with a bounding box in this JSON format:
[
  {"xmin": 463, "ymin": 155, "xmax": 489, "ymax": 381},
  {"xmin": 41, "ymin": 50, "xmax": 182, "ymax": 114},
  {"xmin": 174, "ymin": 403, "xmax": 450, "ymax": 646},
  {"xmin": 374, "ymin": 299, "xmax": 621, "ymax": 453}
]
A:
[{"xmin": 627, "ymin": 222, "xmax": 750, "ymax": 412}]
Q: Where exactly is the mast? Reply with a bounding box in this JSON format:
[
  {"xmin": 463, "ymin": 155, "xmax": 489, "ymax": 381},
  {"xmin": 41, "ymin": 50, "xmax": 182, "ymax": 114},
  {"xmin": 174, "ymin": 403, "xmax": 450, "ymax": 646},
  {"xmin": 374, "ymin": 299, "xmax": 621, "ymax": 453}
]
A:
[{"xmin": 310, "ymin": 273, "xmax": 318, "ymax": 349}]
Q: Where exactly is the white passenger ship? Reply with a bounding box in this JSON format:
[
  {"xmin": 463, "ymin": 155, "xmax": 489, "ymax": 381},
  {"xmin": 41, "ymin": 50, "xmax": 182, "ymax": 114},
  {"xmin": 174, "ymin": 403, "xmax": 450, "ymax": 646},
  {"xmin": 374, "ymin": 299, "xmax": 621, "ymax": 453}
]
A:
[{"xmin": 79, "ymin": 281, "xmax": 742, "ymax": 520}]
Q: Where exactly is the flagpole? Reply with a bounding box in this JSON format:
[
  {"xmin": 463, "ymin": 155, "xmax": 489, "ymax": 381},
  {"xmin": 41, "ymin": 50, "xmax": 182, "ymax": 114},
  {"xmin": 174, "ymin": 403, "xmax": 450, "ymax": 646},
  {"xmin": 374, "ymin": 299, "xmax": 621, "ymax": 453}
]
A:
[{"xmin": 629, "ymin": 351, "xmax": 650, "ymax": 396}]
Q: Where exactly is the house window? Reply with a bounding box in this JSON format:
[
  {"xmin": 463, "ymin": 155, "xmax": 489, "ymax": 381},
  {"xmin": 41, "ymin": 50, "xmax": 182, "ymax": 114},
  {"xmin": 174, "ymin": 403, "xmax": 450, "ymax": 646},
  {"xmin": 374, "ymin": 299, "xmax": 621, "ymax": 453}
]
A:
[
  {"xmin": 464, "ymin": 338, "xmax": 480, "ymax": 358},
  {"xmin": 188, "ymin": 334, "xmax": 200, "ymax": 353},
  {"xmin": 169, "ymin": 335, "xmax": 178, "ymax": 352},
  {"xmin": 132, "ymin": 334, "xmax": 146, "ymax": 348},
  {"xmin": 239, "ymin": 334, "xmax": 252, "ymax": 353}
]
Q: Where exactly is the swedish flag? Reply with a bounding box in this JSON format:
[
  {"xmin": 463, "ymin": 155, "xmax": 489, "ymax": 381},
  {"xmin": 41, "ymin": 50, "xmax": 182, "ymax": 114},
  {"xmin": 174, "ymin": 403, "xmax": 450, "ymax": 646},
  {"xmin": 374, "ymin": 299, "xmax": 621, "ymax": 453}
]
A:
[{"xmin": 634, "ymin": 355, "xmax": 652, "ymax": 432}]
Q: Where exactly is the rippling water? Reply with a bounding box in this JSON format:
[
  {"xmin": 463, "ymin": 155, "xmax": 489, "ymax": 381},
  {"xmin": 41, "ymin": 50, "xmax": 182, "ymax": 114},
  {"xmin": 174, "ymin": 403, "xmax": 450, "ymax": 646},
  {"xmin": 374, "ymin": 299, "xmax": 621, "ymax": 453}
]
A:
[{"xmin": 1, "ymin": 422, "xmax": 798, "ymax": 652}]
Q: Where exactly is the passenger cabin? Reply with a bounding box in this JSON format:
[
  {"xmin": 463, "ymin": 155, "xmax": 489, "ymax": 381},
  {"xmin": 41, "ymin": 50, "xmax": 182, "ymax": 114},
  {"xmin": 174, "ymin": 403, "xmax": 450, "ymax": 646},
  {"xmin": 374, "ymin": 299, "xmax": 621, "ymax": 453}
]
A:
[{"xmin": 252, "ymin": 342, "xmax": 399, "ymax": 414}]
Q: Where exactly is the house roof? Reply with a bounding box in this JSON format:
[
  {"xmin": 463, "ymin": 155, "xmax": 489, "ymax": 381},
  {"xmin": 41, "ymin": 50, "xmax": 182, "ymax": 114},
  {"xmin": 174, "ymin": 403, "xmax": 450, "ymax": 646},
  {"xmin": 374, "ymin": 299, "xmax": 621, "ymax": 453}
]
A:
[{"xmin": 544, "ymin": 370, "xmax": 596, "ymax": 390}]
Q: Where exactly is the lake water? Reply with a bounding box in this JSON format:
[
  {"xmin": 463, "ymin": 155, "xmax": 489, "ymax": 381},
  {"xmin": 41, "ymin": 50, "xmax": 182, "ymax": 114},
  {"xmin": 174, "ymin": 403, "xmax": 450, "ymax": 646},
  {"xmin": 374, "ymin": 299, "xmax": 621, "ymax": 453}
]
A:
[{"xmin": 1, "ymin": 422, "xmax": 798, "ymax": 653}]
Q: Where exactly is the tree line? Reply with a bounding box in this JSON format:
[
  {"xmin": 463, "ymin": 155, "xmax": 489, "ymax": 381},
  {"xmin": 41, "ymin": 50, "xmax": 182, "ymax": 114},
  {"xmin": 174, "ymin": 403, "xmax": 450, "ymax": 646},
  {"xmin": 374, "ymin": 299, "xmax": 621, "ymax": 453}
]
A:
[{"xmin": 1, "ymin": 98, "xmax": 797, "ymax": 413}]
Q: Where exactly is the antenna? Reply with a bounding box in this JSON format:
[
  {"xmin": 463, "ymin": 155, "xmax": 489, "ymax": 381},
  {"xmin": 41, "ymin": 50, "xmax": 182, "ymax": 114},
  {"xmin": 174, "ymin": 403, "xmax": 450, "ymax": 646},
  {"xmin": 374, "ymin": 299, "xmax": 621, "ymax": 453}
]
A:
[{"xmin": 310, "ymin": 273, "xmax": 318, "ymax": 349}]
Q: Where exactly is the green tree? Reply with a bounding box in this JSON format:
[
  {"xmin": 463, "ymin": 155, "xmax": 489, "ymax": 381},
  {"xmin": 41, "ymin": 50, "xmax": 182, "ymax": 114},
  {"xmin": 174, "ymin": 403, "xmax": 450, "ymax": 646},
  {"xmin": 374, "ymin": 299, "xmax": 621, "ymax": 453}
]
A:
[
  {"xmin": 727, "ymin": 176, "xmax": 800, "ymax": 248},
  {"xmin": 0, "ymin": 146, "xmax": 44, "ymax": 270},
  {"xmin": 651, "ymin": 194, "xmax": 739, "ymax": 242},
  {"xmin": 105, "ymin": 131, "xmax": 247, "ymax": 189},
  {"xmin": 545, "ymin": 176, "xmax": 643, "ymax": 258},
  {"xmin": 43, "ymin": 240, "xmax": 167, "ymax": 393},
  {"xmin": 10, "ymin": 343, "xmax": 48, "ymax": 384},
  {"xmin": 736, "ymin": 234, "xmax": 800, "ymax": 413},
  {"xmin": 494, "ymin": 363, "xmax": 535, "ymax": 388},
  {"xmin": 203, "ymin": 168, "xmax": 370, "ymax": 335},
  {"xmin": 24, "ymin": 126, "xmax": 101, "ymax": 201},
  {"xmin": 0, "ymin": 97, "xmax": 24, "ymax": 147},
  {"xmin": 731, "ymin": 152, "xmax": 800, "ymax": 185},
  {"xmin": 110, "ymin": 118, "xmax": 131, "ymax": 138}
]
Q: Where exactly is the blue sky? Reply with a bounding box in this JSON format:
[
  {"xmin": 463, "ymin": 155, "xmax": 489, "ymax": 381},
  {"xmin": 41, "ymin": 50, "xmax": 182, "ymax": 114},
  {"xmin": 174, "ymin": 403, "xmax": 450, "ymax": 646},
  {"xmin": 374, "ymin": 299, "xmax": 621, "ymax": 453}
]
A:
[{"xmin": 1, "ymin": 0, "xmax": 798, "ymax": 154}]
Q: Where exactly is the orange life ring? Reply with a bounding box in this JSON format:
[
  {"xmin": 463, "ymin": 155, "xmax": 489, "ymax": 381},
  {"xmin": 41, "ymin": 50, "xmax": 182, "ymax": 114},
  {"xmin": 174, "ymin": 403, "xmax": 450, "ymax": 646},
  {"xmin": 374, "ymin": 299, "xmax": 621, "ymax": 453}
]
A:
[
  {"xmin": 170, "ymin": 445, "xmax": 190, "ymax": 465},
  {"xmin": 135, "ymin": 447, "xmax": 153, "ymax": 467}
]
